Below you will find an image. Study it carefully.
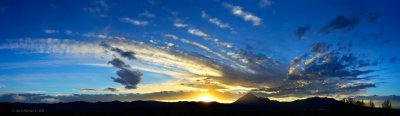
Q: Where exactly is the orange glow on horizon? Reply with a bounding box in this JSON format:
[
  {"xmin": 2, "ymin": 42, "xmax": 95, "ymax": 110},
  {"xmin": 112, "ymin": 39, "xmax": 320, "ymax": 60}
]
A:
[{"xmin": 195, "ymin": 94, "xmax": 217, "ymax": 102}]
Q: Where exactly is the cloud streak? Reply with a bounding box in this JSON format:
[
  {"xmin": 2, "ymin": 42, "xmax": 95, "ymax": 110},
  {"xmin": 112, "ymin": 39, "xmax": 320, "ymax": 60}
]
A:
[
  {"xmin": 0, "ymin": 91, "xmax": 244, "ymax": 103},
  {"xmin": 187, "ymin": 28, "xmax": 209, "ymax": 38},
  {"xmin": 223, "ymin": 3, "xmax": 262, "ymax": 26},
  {"xmin": 256, "ymin": 42, "xmax": 380, "ymax": 98},
  {"xmin": 201, "ymin": 11, "xmax": 233, "ymax": 30},
  {"xmin": 0, "ymin": 37, "xmax": 384, "ymax": 98},
  {"xmin": 121, "ymin": 17, "xmax": 149, "ymax": 26},
  {"xmin": 259, "ymin": 0, "xmax": 272, "ymax": 8}
]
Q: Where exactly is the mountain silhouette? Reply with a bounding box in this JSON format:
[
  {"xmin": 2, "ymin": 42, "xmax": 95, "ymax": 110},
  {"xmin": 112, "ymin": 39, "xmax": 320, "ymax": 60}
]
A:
[
  {"xmin": 233, "ymin": 93, "xmax": 271, "ymax": 104},
  {"xmin": 1, "ymin": 95, "xmax": 399, "ymax": 116},
  {"xmin": 290, "ymin": 97, "xmax": 340, "ymax": 109}
]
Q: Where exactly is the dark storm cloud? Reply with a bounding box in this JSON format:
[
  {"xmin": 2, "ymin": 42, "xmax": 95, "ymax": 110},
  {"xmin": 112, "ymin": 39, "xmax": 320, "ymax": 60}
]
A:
[
  {"xmin": 254, "ymin": 42, "xmax": 380, "ymax": 97},
  {"xmin": 100, "ymin": 42, "xmax": 136, "ymax": 60},
  {"xmin": 294, "ymin": 25, "xmax": 310, "ymax": 39},
  {"xmin": 76, "ymin": 88, "xmax": 119, "ymax": 92},
  {"xmin": 108, "ymin": 58, "xmax": 130, "ymax": 69},
  {"xmin": 291, "ymin": 43, "xmax": 377, "ymax": 80},
  {"xmin": 112, "ymin": 69, "xmax": 143, "ymax": 89},
  {"xmin": 340, "ymin": 83, "xmax": 375, "ymax": 90},
  {"xmin": 110, "ymin": 47, "xmax": 136, "ymax": 60},
  {"xmin": 320, "ymin": 15, "xmax": 360, "ymax": 34},
  {"xmin": 100, "ymin": 42, "xmax": 143, "ymax": 89},
  {"xmin": 103, "ymin": 88, "xmax": 118, "ymax": 92}
]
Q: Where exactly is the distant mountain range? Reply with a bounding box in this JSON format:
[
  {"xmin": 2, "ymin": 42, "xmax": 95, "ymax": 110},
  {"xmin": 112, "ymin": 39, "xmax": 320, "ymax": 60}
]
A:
[
  {"xmin": 0, "ymin": 93, "xmax": 399, "ymax": 116},
  {"xmin": 234, "ymin": 93, "xmax": 346, "ymax": 109}
]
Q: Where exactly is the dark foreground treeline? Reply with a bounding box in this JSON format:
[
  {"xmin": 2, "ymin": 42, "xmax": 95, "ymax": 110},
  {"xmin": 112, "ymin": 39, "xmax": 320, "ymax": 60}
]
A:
[{"xmin": 0, "ymin": 97, "xmax": 399, "ymax": 116}]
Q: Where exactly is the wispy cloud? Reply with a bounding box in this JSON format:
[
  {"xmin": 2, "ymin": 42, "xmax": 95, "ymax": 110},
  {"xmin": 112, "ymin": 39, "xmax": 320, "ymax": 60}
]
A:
[
  {"xmin": 256, "ymin": 42, "xmax": 381, "ymax": 98},
  {"xmin": 0, "ymin": 38, "xmax": 105, "ymax": 56},
  {"xmin": 83, "ymin": 32, "xmax": 127, "ymax": 40},
  {"xmin": 83, "ymin": 0, "xmax": 110, "ymax": 17},
  {"xmin": 173, "ymin": 23, "xmax": 188, "ymax": 28},
  {"xmin": 44, "ymin": 29, "xmax": 59, "ymax": 34},
  {"xmin": 179, "ymin": 24, "xmax": 264, "ymax": 73},
  {"xmin": 187, "ymin": 28, "xmax": 209, "ymax": 38},
  {"xmin": 201, "ymin": 11, "xmax": 233, "ymax": 30},
  {"xmin": 223, "ymin": 3, "xmax": 262, "ymax": 26},
  {"xmin": 121, "ymin": 17, "xmax": 149, "ymax": 26},
  {"xmin": 139, "ymin": 11, "xmax": 156, "ymax": 18},
  {"xmin": 75, "ymin": 87, "xmax": 119, "ymax": 93},
  {"xmin": 164, "ymin": 34, "xmax": 234, "ymax": 65},
  {"xmin": 0, "ymin": 60, "xmax": 71, "ymax": 69},
  {"xmin": 259, "ymin": 0, "xmax": 272, "ymax": 8},
  {"xmin": 1, "ymin": 38, "xmax": 270, "ymax": 91},
  {"xmin": 64, "ymin": 30, "xmax": 73, "ymax": 35},
  {"xmin": 0, "ymin": 36, "xmax": 384, "ymax": 97},
  {"xmin": 0, "ymin": 90, "xmax": 245, "ymax": 103},
  {"xmin": 0, "ymin": 84, "xmax": 5, "ymax": 88}
]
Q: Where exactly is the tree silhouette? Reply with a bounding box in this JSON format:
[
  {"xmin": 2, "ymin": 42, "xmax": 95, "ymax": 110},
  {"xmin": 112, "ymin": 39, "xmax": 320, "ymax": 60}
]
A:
[
  {"xmin": 382, "ymin": 100, "xmax": 392, "ymax": 109},
  {"xmin": 341, "ymin": 97, "xmax": 355, "ymax": 104},
  {"xmin": 368, "ymin": 100, "xmax": 375, "ymax": 108},
  {"xmin": 341, "ymin": 97, "xmax": 366, "ymax": 106},
  {"xmin": 355, "ymin": 100, "xmax": 365, "ymax": 106}
]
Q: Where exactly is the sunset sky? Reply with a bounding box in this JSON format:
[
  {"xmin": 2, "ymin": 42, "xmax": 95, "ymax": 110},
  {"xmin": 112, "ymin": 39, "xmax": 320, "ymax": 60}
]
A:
[{"xmin": 0, "ymin": 0, "xmax": 399, "ymax": 106}]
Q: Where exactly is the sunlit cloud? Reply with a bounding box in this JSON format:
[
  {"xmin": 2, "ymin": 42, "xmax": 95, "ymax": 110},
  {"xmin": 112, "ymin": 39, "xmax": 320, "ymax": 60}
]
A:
[
  {"xmin": 0, "ymin": 90, "xmax": 246, "ymax": 103},
  {"xmin": 0, "ymin": 34, "xmax": 386, "ymax": 99},
  {"xmin": 255, "ymin": 42, "xmax": 380, "ymax": 98},
  {"xmin": 0, "ymin": 0, "xmax": 398, "ymax": 106}
]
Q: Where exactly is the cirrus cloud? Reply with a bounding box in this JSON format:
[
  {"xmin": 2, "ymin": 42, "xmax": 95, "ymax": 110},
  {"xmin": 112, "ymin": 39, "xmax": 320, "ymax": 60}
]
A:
[{"xmin": 223, "ymin": 3, "xmax": 262, "ymax": 26}]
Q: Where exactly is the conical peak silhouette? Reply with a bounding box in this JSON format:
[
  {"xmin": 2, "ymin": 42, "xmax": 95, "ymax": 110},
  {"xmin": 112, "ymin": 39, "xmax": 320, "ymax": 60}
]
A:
[{"xmin": 234, "ymin": 93, "xmax": 270, "ymax": 104}]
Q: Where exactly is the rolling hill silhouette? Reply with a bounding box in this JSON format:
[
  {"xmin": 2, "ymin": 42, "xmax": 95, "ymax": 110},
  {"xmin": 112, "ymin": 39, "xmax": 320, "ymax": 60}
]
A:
[
  {"xmin": 0, "ymin": 93, "xmax": 399, "ymax": 116},
  {"xmin": 234, "ymin": 93, "xmax": 342, "ymax": 108}
]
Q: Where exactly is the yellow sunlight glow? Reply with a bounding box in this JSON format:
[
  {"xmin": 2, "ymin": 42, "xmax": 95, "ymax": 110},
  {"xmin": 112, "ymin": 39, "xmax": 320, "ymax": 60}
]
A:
[{"xmin": 195, "ymin": 94, "xmax": 217, "ymax": 102}]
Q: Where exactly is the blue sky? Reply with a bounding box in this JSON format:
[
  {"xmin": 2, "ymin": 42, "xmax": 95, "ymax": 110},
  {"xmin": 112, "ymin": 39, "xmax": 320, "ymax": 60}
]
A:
[{"xmin": 0, "ymin": 0, "xmax": 399, "ymax": 103}]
